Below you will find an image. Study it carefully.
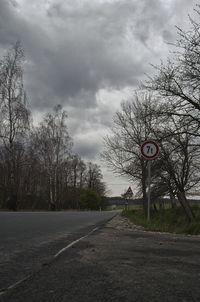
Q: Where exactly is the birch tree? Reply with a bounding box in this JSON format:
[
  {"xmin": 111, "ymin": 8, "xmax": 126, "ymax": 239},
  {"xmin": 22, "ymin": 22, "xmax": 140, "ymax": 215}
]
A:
[
  {"xmin": 0, "ymin": 42, "xmax": 30, "ymax": 205},
  {"xmin": 33, "ymin": 105, "xmax": 72, "ymax": 209}
]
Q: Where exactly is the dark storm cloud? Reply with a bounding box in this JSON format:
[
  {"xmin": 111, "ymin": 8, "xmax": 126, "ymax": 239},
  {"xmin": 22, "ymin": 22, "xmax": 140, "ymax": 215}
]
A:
[
  {"xmin": 0, "ymin": 0, "xmax": 21, "ymax": 46},
  {"xmin": 0, "ymin": 0, "xmax": 197, "ymax": 168},
  {"xmin": 0, "ymin": 0, "xmax": 184, "ymax": 110},
  {"xmin": 73, "ymin": 138, "xmax": 101, "ymax": 161},
  {"xmin": 0, "ymin": 0, "xmax": 197, "ymax": 195}
]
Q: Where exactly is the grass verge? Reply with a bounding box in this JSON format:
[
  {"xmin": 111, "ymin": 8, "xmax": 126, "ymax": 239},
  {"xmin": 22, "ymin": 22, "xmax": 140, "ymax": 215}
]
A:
[{"xmin": 123, "ymin": 205, "xmax": 200, "ymax": 235}]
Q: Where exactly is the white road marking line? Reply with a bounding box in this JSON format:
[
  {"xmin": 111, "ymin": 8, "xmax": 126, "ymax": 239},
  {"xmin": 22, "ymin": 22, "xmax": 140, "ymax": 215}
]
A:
[
  {"xmin": 54, "ymin": 226, "xmax": 99, "ymax": 258},
  {"xmin": 0, "ymin": 275, "xmax": 31, "ymax": 296},
  {"xmin": 0, "ymin": 226, "xmax": 99, "ymax": 297}
]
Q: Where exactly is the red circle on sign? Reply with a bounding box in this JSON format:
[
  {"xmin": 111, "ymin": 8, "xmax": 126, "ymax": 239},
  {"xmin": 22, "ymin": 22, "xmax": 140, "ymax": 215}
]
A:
[{"xmin": 141, "ymin": 140, "xmax": 159, "ymax": 159}]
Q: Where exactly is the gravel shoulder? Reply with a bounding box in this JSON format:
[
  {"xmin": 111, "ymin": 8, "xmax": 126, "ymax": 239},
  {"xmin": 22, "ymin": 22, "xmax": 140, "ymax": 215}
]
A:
[{"xmin": 1, "ymin": 213, "xmax": 200, "ymax": 302}]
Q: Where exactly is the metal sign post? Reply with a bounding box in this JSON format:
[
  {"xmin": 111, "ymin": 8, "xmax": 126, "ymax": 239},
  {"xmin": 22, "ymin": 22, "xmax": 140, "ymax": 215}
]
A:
[
  {"xmin": 147, "ymin": 160, "xmax": 151, "ymax": 221},
  {"xmin": 124, "ymin": 187, "xmax": 133, "ymax": 211},
  {"xmin": 140, "ymin": 141, "xmax": 159, "ymax": 221}
]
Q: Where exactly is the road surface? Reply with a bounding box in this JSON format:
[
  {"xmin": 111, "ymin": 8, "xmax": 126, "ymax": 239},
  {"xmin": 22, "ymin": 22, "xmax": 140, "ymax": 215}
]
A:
[
  {"xmin": 0, "ymin": 211, "xmax": 117, "ymax": 290},
  {"xmin": 1, "ymin": 213, "xmax": 200, "ymax": 302}
]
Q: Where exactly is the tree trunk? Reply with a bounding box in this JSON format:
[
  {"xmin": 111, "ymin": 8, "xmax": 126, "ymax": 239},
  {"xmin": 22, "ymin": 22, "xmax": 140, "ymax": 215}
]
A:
[
  {"xmin": 169, "ymin": 192, "xmax": 177, "ymax": 209},
  {"xmin": 158, "ymin": 199, "xmax": 164, "ymax": 210},
  {"xmin": 141, "ymin": 177, "xmax": 147, "ymax": 214},
  {"xmin": 54, "ymin": 167, "xmax": 57, "ymax": 207},
  {"xmin": 49, "ymin": 173, "xmax": 54, "ymax": 209},
  {"xmin": 177, "ymin": 191, "xmax": 195, "ymax": 221},
  {"xmin": 73, "ymin": 168, "xmax": 77, "ymax": 188},
  {"xmin": 141, "ymin": 164, "xmax": 147, "ymax": 215}
]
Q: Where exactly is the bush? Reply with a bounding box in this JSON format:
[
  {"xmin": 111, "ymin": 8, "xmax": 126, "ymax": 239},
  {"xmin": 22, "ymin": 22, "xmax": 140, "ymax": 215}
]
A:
[{"xmin": 79, "ymin": 189, "xmax": 101, "ymax": 210}]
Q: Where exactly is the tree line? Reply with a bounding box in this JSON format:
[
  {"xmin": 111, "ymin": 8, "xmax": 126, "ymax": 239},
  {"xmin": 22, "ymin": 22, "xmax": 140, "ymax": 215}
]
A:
[
  {"xmin": 102, "ymin": 5, "xmax": 200, "ymax": 221},
  {"xmin": 0, "ymin": 42, "xmax": 107, "ymax": 211}
]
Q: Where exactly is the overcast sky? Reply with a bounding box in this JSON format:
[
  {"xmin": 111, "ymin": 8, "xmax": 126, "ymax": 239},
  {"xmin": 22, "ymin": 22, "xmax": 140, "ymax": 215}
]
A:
[{"xmin": 0, "ymin": 0, "xmax": 198, "ymax": 196}]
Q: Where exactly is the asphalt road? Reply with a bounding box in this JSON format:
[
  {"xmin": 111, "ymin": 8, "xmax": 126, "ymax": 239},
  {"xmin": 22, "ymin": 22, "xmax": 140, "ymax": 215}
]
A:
[
  {"xmin": 0, "ymin": 211, "xmax": 117, "ymax": 291},
  {"xmin": 1, "ymin": 214, "xmax": 200, "ymax": 302}
]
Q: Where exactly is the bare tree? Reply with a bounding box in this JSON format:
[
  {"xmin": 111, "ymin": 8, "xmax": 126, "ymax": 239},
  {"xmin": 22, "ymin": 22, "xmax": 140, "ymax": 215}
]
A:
[
  {"xmin": 0, "ymin": 42, "xmax": 30, "ymax": 205},
  {"xmin": 0, "ymin": 44, "xmax": 108, "ymax": 210},
  {"xmin": 144, "ymin": 6, "xmax": 200, "ymax": 136},
  {"xmin": 101, "ymin": 93, "xmax": 156, "ymax": 213},
  {"xmin": 141, "ymin": 6, "xmax": 200, "ymax": 219},
  {"xmin": 149, "ymin": 100, "xmax": 200, "ymax": 220},
  {"xmin": 102, "ymin": 89, "xmax": 200, "ymax": 219},
  {"xmin": 33, "ymin": 105, "xmax": 72, "ymax": 209}
]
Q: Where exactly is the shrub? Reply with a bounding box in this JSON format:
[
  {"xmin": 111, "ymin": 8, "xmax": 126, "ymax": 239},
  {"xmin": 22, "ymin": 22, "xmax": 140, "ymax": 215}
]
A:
[{"xmin": 79, "ymin": 189, "xmax": 101, "ymax": 210}]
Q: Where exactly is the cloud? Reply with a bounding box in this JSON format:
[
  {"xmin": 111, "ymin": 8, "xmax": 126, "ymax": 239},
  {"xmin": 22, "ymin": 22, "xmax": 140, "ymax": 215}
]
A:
[
  {"xmin": 0, "ymin": 0, "xmax": 197, "ymax": 194},
  {"xmin": 0, "ymin": 0, "xmax": 181, "ymax": 110},
  {"xmin": 73, "ymin": 135, "xmax": 102, "ymax": 161}
]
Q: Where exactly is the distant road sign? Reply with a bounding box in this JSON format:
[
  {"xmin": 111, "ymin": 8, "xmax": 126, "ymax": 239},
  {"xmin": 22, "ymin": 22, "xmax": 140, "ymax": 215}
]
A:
[
  {"xmin": 141, "ymin": 140, "xmax": 159, "ymax": 159},
  {"xmin": 125, "ymin": 186, "xmax": 133, "ymax": 197}
]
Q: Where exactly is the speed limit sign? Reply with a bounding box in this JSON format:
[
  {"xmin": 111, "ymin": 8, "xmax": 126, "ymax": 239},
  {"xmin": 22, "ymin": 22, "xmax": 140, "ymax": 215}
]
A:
[
  {"xmin": 141, "ymin": 140, "xmax": 159, "ymax": 221},
  {"xmin": 141, "ymin": 140, "xmax": 159, "ymax": 159}
]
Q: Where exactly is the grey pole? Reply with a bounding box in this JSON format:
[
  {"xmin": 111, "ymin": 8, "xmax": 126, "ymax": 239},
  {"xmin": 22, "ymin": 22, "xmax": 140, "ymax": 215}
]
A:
[{"xmin": 147, "ymin": 160, "xmax": 151, "ymax": 221}]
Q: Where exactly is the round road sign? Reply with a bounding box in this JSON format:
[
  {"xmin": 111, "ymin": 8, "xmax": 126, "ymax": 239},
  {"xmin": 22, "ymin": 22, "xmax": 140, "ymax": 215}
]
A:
[{"xmin": 140, "ymin": 140, "xmax": 159, "ymax": 159}]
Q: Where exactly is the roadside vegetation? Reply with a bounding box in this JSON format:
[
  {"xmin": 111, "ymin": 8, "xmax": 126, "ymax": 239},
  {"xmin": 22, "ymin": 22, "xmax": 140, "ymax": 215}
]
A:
[{"xmin": 123, "ymin": 204, "xmax": 200, "ymax": 235}]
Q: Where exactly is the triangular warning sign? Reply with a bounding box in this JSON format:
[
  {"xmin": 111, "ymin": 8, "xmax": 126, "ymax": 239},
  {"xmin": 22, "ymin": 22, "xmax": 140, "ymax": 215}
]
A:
[{"xmin": 125, "ymin": 186, "xmax": 133, "ymax": 196}]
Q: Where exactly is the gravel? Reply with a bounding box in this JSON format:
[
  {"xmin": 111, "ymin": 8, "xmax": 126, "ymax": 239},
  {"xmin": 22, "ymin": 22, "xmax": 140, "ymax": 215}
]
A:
[{"xmin": 1, "ymin": 213, "xmax": 200, "ymax": 302}]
